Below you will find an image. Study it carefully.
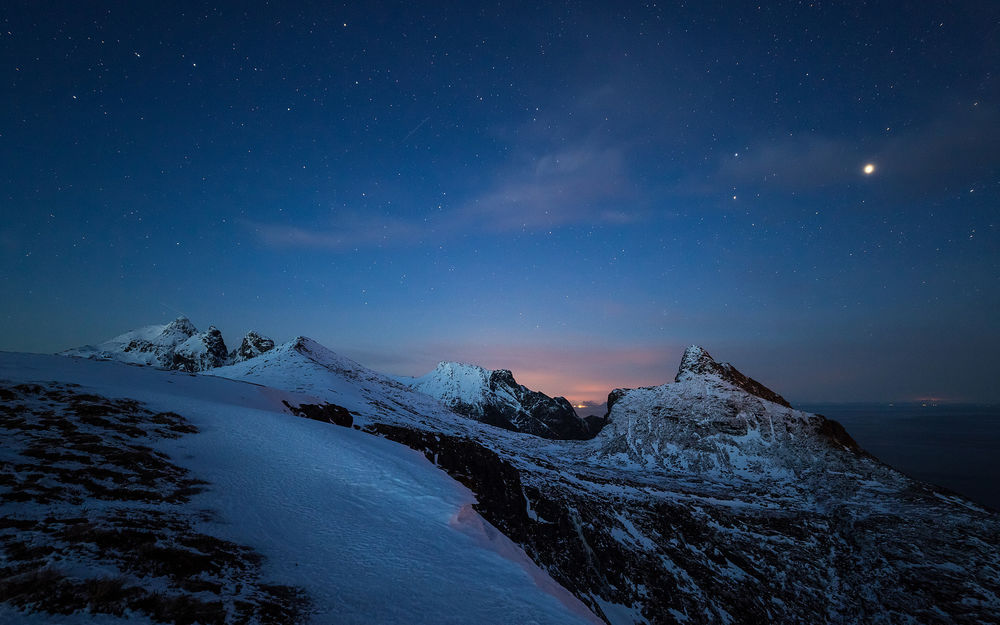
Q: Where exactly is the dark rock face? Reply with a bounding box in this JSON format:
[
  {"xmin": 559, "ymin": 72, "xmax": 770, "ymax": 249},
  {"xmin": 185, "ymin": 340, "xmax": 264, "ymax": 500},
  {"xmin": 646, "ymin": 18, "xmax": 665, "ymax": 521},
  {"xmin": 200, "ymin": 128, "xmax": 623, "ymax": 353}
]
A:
[
  {"xmin": 484, "ymin": 370, "xmax": 592, "ymax": 440},
  {"xmin": 814, "ymin": 414, "xmax": 864, "ymax": 453},
  {"xmin": 583, "ymin": 414, "xmax": 608, "ymax": 435},
  {"xmin": 605, "ymin": 388, "xmax": 629, "ymax": 416},
  {"xmin": 410, "ymin": 363, "xmax": 593, "ymax": 440},
  {"xmin": 282, "ymin": 401, "xmax": 354, "ymax": 428},
  {"xmin": 675, "ymin": 345, "xmax": 791, "ymax": 408},
  {"xmin": 230, "ymin": 331, "xmax": 276, "ymax": 363},
  {"xmin": 169, "ymin": 326, "xmax": 229, "ymax": 372}
]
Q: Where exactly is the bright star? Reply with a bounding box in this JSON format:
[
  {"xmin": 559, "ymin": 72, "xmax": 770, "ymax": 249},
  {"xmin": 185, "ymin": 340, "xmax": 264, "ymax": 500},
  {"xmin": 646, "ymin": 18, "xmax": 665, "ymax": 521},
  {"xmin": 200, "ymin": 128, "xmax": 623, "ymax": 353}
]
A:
[{"xmin": 863, "ymin": 163, "xmax": 876, "ymax": 175}]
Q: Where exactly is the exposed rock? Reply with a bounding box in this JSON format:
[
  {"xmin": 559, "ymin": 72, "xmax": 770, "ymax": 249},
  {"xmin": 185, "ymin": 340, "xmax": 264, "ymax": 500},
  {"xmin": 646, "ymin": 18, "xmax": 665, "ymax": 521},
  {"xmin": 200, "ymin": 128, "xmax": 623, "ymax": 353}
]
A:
[
  {"xmin": 169, "ymin": 326, "xmax": 229, "ymax": 372},
  {"xmin": 583, "ymin": 414, "xmax": 609, "ymax": 435},
  {"xmin": 230, "ymin": 331, "xmax": 276, "ymax": 363},
  {"xmin": 675, "ymin": 345, "xmax": 791, "ymax": 408},
  {"xmin": 60, "ymin": 319, "xmax": 270, "ymax": 373},
  {"xmin": 403, "ymin": 362, "xmax": 592, "ymax": 440},
  {"xmin": 282, "ymin": 400, "xmax": 354, "ymax": 428}
]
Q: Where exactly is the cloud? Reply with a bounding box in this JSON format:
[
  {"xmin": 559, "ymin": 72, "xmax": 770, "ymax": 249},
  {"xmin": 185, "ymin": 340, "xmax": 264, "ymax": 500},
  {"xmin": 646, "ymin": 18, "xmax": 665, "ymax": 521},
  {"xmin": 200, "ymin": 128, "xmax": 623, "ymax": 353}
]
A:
[
  {"xmin": 459, "ymin": 144, "xmax": 640, "ymax": 231},
  {"xmin": 245, "ymin": 213, "xmax": 425, "ymax": 251},
  {"xmin": 249, "ymin": 140, "xmax": 643, "ymax": 250},
  {"xmin": 248, "ymin": 81, "xmax": 651, "ymax": 251}
]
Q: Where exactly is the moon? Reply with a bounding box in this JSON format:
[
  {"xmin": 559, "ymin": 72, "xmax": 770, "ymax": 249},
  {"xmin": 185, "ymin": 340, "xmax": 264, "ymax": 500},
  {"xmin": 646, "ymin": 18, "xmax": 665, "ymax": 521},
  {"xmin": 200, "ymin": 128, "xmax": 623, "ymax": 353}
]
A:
[{"xmin": 863, "ymin": 163, "xmax": 876, "ymax": 175}]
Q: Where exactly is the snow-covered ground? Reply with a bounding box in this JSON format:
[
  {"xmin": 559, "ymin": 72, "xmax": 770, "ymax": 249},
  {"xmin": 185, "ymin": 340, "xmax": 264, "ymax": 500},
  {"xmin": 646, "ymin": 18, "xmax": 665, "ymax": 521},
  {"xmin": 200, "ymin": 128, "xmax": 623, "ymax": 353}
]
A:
[{"xmin": 0, "ymin": 352, "xmax": 601, "ymax": 625}]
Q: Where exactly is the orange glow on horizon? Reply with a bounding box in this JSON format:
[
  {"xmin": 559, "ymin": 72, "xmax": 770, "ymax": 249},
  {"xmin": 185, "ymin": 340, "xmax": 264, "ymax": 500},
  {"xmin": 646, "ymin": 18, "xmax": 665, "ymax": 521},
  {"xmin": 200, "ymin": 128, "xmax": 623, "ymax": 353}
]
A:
[{"xmin": 512, "ymin": 367, "xmax": 665, "ymax": 407}]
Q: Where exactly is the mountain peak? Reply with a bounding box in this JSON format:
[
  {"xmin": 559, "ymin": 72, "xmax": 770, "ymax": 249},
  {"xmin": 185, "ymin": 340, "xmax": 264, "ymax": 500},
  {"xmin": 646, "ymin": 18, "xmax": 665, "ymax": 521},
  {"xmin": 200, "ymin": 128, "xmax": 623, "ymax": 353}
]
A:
[
  {"xmin": 675, "ymin": 345, "xmax": 791, "ymax": 408},
  {"xmin": 489, "ymin": 368, "xmax": 517, "ymax": 389},
  {"xmin": 291, "ymin": 336, "xmax": 328, "ymax": 356},
  {"xmin": 435, "ymin": 361, "xmax": 488, "ymax": 375},
  {"xmin": 230, "ymin": 330, "xmax": 275, "ymax": 363},
  {"xmin": 676, "ymin": 345, "xmax": 717, "ymax": 378},
  {"xmin": 164, "ymin": 316, "xmax": 197, "ymax": 335}
]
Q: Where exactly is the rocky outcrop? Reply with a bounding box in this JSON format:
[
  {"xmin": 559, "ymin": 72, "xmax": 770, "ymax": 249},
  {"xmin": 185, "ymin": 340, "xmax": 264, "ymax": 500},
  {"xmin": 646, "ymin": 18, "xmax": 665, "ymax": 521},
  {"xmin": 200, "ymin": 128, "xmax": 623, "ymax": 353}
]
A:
[
  {"xmin": 61, "ymin": 319, "xmax": 276, "ymax": 372},
  {"xmin": 229, "ymin": 331, "xmax": 275, "ymax": 363},
  {"xmin": 169, "ymin": 326, "xmax": 229, "ymax": 372},
  {"xmin": 675, "ymin": 345, "xmax": 791, "ymax": 408},
  {"xmin": 583, "ymin": 414, "xmax": 608, "ymax": 434},
  {"xmin": 404, "ymin": 362, "xmax": 592, "ymax": 440}
]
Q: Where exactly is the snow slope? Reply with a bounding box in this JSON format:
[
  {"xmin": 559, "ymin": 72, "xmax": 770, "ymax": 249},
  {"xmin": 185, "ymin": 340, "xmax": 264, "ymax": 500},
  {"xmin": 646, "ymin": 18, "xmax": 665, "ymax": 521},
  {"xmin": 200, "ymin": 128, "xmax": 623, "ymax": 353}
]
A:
[{"xmin": 0, "ymin": 352, "xmax": 601, "ymax": 625}]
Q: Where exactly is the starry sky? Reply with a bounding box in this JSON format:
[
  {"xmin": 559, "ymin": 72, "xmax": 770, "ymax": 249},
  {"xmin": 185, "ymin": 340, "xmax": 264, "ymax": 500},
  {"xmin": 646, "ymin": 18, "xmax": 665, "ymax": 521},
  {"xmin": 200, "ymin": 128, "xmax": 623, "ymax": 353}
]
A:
[{"xmin": 2, "ymin": 1, "xmax": 998, "ymax": 406}]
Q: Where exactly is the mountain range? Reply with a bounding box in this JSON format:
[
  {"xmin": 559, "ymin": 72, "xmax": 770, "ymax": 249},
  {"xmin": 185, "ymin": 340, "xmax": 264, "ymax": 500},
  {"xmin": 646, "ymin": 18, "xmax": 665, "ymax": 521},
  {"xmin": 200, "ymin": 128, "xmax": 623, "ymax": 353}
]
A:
[{"xmin": 1, "ymin": 318, "xmax": 997, "ymax": 624}]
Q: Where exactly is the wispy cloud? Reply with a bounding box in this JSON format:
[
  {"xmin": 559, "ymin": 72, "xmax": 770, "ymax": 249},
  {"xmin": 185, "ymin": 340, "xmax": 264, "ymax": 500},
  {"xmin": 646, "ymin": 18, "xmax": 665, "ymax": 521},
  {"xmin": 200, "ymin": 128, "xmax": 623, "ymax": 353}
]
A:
[
  {"xmin": 246, "ymin": 141, "xmax": 639, "ymax": 251},
  {"xmin": 246, "ymin": 213, "xmax": 425, "ymax": 251},
  {"xmin": 680, "ymin": 103, "xmax": 998, "ymax": 198},
  {"xmin": 458, "ymin": 144, "xmax": 640, "ymax": 231},
  {"xmin": 249, "ymin": 84, "xmax": 648, "ymax": 251}
]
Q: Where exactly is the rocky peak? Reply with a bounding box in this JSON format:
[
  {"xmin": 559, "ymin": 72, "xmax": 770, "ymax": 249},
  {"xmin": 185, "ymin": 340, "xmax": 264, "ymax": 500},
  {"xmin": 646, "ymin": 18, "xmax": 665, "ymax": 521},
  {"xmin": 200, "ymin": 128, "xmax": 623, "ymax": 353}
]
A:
[
  {"xmin": 675, "ymin": 345, "xmax": 717, "ymax": 378},
  {"xmin": 200, "ymin": 326, "xmax": 228, "ymax": 361},
  {"xmin": 170, "ymin": 326, "xmax": 229, "ymax": 372},
  {"xmin": 675, "ymin": 345, "xmax": 791, "ymax": 408},
  {"xmin": 230, "ymin": 331, "xmax": 275, "ymax": 363},
  {"xmin": 405, "ymin": 362, "xmax": 593, "ymax": 440},
  {"xmin": 291, "ymin": 336, "xmax": 326, "ymax": 357},
  {"xmin": 163, "ymin": 316, "xmax": 198, "ymax": 338},
  {"xmin": 488, "ymin": 369, "xmax": 517, "ymax": 390}
]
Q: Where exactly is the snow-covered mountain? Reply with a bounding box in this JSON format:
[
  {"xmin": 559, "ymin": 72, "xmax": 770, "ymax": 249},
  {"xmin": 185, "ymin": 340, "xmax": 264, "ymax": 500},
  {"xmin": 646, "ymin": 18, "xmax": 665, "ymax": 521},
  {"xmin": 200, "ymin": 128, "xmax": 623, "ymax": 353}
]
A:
[
  {"xmin": 25, "ymin": 329, "xmax": 1000, "ymax": 624},
  {"xmin": 400, "ymin": 361, "xmax": 594, "ymax": 439},
  {"xmin": 597, "ymin": 345, "xmax": 860, "ymax": 476},
  {"xmin": 61, "ymin": 317, "xmax": 274, "ymax": 372}
]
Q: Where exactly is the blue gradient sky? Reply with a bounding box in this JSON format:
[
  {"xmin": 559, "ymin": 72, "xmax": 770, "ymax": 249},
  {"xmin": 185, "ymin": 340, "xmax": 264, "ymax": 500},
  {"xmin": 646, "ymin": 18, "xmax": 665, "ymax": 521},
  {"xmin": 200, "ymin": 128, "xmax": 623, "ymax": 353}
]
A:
[{"xmin": 2, "ymin": 2, "xmax": 998, "ymax": 405}]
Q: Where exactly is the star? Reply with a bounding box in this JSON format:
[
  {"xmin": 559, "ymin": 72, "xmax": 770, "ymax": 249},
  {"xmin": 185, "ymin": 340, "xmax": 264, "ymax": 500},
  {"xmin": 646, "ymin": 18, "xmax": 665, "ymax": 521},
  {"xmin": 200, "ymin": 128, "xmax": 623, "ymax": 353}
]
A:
[{"xmin": 863, "ymin": 163, "xmax": 876, "ymax": 175}]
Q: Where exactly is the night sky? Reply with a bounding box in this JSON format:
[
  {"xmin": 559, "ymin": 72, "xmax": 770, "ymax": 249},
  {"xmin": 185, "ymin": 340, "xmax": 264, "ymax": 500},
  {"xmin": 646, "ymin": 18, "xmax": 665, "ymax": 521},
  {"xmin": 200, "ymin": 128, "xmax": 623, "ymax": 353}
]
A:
[{"xmin": 2, "ymin": 2, "xmax": 998, "ymax": 406}]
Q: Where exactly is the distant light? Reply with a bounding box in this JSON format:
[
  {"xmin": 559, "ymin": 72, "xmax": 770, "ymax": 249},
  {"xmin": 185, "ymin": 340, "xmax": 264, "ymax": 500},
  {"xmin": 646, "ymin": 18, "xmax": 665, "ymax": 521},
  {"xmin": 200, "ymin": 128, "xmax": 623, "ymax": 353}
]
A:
[{"xmin": 863, "ymin": 163, "xmax": 876, "ymax": 175}]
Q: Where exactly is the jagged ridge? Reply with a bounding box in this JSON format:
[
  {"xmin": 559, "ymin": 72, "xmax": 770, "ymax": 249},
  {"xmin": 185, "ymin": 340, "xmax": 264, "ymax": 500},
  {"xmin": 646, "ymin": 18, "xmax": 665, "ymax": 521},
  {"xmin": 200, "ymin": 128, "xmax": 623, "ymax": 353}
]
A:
[
  {"xmin": 402, "ymin": 361, "xmax": 595, "ymax": 440},
  {"xmin": 61, "ymin": 317, "xmax": 276, "ymax": 372}
]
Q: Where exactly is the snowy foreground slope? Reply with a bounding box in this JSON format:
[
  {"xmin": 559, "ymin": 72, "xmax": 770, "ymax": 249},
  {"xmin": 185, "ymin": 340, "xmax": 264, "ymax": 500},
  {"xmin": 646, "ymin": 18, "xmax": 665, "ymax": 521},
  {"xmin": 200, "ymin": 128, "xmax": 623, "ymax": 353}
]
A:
[
  {"xmin": 0, "ymin": 352, "xmax": 600, "ymax": 625},
  {"xmin": 6, "ymin": 333, "xmax": 1000, "ymax": 625}
]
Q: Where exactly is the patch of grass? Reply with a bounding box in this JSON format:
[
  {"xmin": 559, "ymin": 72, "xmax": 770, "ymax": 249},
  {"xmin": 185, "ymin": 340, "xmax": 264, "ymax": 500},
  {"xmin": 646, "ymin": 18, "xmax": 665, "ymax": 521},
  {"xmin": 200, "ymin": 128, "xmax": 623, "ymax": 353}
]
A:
[{"xmin": 0, "ymin": 382, "xmax": 312, "ymax": 624}]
